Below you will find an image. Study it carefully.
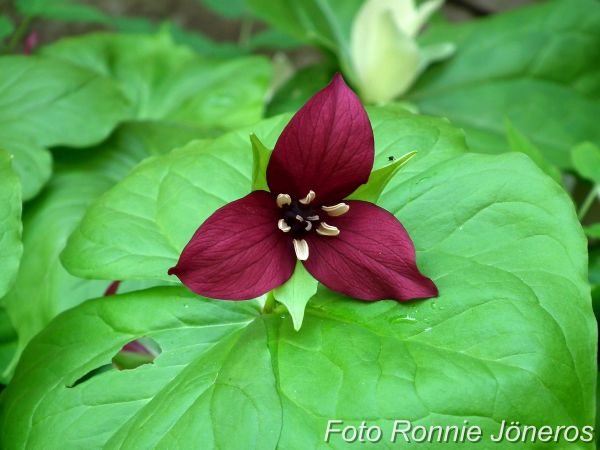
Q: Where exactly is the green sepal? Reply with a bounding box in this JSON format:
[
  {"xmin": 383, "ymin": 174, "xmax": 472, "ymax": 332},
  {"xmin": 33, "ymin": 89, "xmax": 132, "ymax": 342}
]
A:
[
  {"xmin": 348, "ymin": 151, "xmax": 417, "ymax": 203},
  {"xmin": 272, "ymin": 261, "xmax": 318, "ymax": 331},
  {"xmin": 250, "ymin": 134, "xmax": 271, "ymax": 192}
]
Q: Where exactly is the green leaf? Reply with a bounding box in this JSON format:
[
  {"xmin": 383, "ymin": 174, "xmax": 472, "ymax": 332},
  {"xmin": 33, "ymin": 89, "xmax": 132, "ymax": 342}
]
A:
[
  {"xmin": 571, "ymin": 142, "xmax": 600, "ymax": 186},
  {"xmin": 417, "ymin": 42, "xmax": 455, "ymax": 74},
  {"xmin": 245, "ymin": 0, "xmax": 362, "ymax": 70},
  {"xmin": 505, "ymin": 120, "xmax": 562, "ymax": 184},
  {"xmin": 1, "ymin": 122, "xmax": 202, "ymax": 381},
  {"xmin": 200, "ymin": 0, "xmax": 247, "ymax": 19},
  {"xmin": 585, "ymin": 223, "xmax": 600, "ymax": 239},
  {"xmin": 0, "ymin": 137, "xmax": 52, "ymax": 201},
  {"xmin": 17, "ymin": 0, "xmax": 112, "ymax": 24},
  {"xmin": 266, "ymin": 63, "xmax": 336, "ymax": 116},
  {"xmin": 60, "ymin": 115, "xmax": 288, "ymax": 281},
  {"xmin": 250, "ymin": 134, "xmax": 271, "ymax": 192},
  {"xmin": 3, "ymin": 111, "xmax": 594, "ymax": 445},
  {"xmin": 110, "ymin": 17, "xmax": 248, "ymax": 58},
  {"xmin": 0, "ymin": 150, "xmax": 22, "ymax": 299},
  {"xmin": 42, "ymin": 32, "xmax": 271, "ymax": 130},
  {"xmin": 0, "ymin": 306, "xmax": 17, "ymax": 384},
  {"xmin": 168, "ymin": 23, "xmax": 247, "ymax": 58},
  {"xmin": 61, "ymin": 107, "xmax": 464, "ymax": 281},
  {"xmin": 0, "ymin": 15, "xmax": 14, "ymax": 41},
  {"xmin": 2, "ymin": 138, "xmax": 594, "ymax": 449},
  {"xmin": 1, "ymin": 287, "xmax": 282, "ymax": 448},
  {"xmin": 0, "ymin": 57, "xmax": 129, "ymax": 145},
  {"xmin": 410, "ymin": 0, "xmax": 600, "ymax": 169},
  {"xmin": 589, "ymin": 246, "xmax": 600, "ymax": 286},
  {"xmin": 348, "ymin": 151, "xmax": 416, "ymax": 203},
  {"xmin": 0, "ymin": 55, "xmax": 130, "ymax": 198},
  {"xmin": 273, "ymin": 261, "xmax": 318, "ymax": 330},
  {"xmin": 247, "ymin": 28, "xmax": 302, "ymax": 51}
]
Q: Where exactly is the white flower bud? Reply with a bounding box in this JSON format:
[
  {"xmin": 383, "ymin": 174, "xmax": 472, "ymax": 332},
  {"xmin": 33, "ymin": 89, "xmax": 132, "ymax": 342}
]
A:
[{"xmin": 350, "ymin": 0, "xmax": 452, "ymax": 104}]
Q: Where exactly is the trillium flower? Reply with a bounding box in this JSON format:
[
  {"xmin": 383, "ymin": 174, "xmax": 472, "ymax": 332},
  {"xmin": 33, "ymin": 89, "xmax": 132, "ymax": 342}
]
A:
[
  {"xmin": 169, "ymin": 74, "xmax": 437, "ymax": 302},
  {"xmin": 350, "ymin": 0, "xmax": 454, "ymax": 104}
]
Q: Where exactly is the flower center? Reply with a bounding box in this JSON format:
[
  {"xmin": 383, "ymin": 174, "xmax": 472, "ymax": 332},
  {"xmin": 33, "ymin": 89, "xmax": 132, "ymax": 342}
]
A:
[
  {"xmin": 275, "ymin": 191, "xmax": 349, "ymax": 261},
  {"xmin": 281, "ymin": 200, "xmax": 319, "ymax": 236}
]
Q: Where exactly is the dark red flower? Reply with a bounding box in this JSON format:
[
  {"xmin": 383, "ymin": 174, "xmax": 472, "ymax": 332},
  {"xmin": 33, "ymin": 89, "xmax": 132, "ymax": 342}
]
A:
[{"xmin": 168, "ymin": 74, "xmax": 437, "ymax": 302}]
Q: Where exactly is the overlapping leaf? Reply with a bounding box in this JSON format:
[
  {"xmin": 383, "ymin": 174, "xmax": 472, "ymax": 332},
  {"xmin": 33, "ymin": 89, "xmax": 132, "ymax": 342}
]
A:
[
  {"xmin": 410, "ymin": 0, "xmax": 600, "ymax": 168},
  {"xmin": 0, "ymin": 56, "xmax": 130, "ymax": 198},
  {"xmin": 1, "ymin": 31, "xmax": 273, "ymax": 379},
  {"xmin": 0, "ymin": 123, "xmax": 202, "ymax": 381},
  {"xmin": 42, "ymin": 32, "xmax": 271, "ymax": 131},
  {"xmin": 2, "ymin": 143, "xmax": 594, "ymax": 448}
]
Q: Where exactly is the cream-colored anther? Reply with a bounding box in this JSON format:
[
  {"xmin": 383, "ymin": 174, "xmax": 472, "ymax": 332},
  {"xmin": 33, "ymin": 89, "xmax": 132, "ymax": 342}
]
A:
[
  {"xmin": 295, "ymin": 214, "xmax": 304, "ymax": 222},
  {"xmin": 321, "ymin": 203, "xmax": 350, "ymax": 217},
  {"xmin": 299, "ymin": 190, "xmax": 316, "ymax": 205},
  {"xmin": 293, "ymin": 239, "xmax": 309, "ymax": 261},
  {"xmin": 307, "ymin": 214, "xmax": 320, "ymax": 221},
  {"xmin": 304, "ymin": 221, "xmax": 313, "ymax": 232},
  {"xmin": 316, "ymin": 222, "xmax": 340, "ymax": 236},
  {"xmin": 278, "ymin": 219, "xmax": 291, "ymax": 233},
  {"xmin": 276, "ymin": 193, "xmax": 292, "ymax": 208}
]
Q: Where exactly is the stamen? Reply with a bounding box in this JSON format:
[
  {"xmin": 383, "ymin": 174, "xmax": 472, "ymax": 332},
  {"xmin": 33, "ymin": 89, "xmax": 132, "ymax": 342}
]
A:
[
  {"xmin": 276, "ymin": 193, "xmax": 292, "ymax": 208},
  {"xmin": 293, "ymin": 239, "xmax": 309, "ymax": 261},
  {"xmin": 307, "ymin": 214, "xmax": 320, "ymax": 221},
  {"xmin": 299, "ymin": 190, "xmax": 316, "ymax": 205},
  {"xmin": 304, "ymin": 222, "xmax": 313, "ymax": 232},
  {"xmin": 322, "ymin": 203, "xmax": 350, "ymax": 217},
  {"xmin": 316, "ymin": 222, "xmax": 340, "ymax": 236},
  {"xmin": 278, "ymin": 219, "xmax": 291, "ymax": 233},
  {"xmin": 295, "ymin": 214, "xmax": 304, "ymax": 222}
]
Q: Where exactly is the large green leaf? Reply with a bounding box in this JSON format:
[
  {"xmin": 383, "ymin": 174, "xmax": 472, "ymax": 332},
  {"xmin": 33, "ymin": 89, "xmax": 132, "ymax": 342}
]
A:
[
  {"xmin": 0, "ymin": 151, "xmax": 22, "ymax": 299},
  {"xmin": 0, "ymin": 288, "xmax": 281, "ymax": 448},
  {"xmin": 2, "ymin": 144, "xmax": 594, "ymax": 446},
  {"xmin": 42, "ymin": 32, "xmax": 271, "ymax": 132},
  {"xmin": 0, "ymin": 122, "xmax": 201, "ymax": 381},
  {"xmin": 3, "ymin": 30, "xmax": 272, "ymax": 376},
  {"xmin": 61, "ymin": 107, "xmax": 465, "ymax": 280},
  {"xmin": 410, "ymin": 0, "xmax": 600, "ymax": 169},
  {"xmin": 0, "ymin": 55, "xmax": 130, "ymax": 150},
  {"xmin": 0, "ymin": 152, "xmax": 22, "ymax": 385},
  {"xmin": 0, "ymin": 56, "xmax": 130, "ymax": 198}
]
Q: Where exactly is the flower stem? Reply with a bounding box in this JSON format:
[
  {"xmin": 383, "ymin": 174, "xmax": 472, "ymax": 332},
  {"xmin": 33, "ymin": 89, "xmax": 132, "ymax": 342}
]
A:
[
  {"xmin": 578, "ymin": 185, "xmax": 598, "ymax": 221},
  {"xmin": 262, "ymin": 292, "xmax": 276, "ymax": 314}
]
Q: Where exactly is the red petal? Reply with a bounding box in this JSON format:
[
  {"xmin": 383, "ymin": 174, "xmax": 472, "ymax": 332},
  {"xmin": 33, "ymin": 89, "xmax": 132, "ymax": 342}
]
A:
[
  {"xmin": 304, "ymin": 201, "xmax": 437, "ymax": 301},
  {"xmin": 267, "ymin": 73, "xmax": 374, "ymax": 204},
  {"xmin": 168, "ymin": 191, "xmax": 296, "ymax": 300},
  {"xmin": 104, "ymin": 281, "xmax": 121, "ymax": 296}
]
